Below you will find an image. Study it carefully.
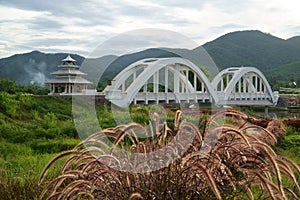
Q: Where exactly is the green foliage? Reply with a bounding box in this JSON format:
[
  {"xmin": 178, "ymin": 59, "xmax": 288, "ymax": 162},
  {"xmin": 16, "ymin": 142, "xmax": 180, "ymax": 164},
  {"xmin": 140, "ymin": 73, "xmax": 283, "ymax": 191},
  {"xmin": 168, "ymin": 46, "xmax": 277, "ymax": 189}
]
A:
[
  {"xmin": 203, "ymin": 30, "xmax": 300, "ymax": 70},
  {"xmin": 0, "ymin": 92, "xmax": 19, "ymax": 118},
  {"xmin": 0, "ymin": 91, "xmax": 300, "ymax": 199},
  {"xmin": 0, "ymin": 141, "xmax": 69, "ymax": 200},
  {"xmin": 0, "ymin": 51, "xmax": 84, "ymax": 86},
  {"xmin": 275, "ymin": 126, "xmax": 300, "ymax": 166},
  {"xmin": 0, "ymin": 78, "xmax": 49, "ymax": 95},
  {"xmin": 269, "ymin": 61, "xmax": 300, "ymax": 83},
  {"xmin": 43, "ymin": 112, "xmax": 57, "ymax": 128},
  {"xmin": 0, "ymin": 79, "xmax": 17, "ymax": 93},
  {"xmin": 29, "ymin": 139, "xmax": 79, "ymax": 154},
  {"xmin": 199, "ymin": 66, "xmax": 211, "ymax": 79}
]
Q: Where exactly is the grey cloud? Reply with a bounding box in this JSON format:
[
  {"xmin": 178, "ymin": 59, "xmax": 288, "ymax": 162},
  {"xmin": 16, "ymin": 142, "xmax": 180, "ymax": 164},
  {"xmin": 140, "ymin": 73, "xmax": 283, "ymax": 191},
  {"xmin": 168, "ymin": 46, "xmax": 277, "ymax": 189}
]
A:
[
  {"xmin": 1, "ymin": 0, "xmax": 81, "ymax": 13},
  {"xmin": 0, "ymin": 0, "xmax": 196, "ymax": 30},
  {"xmin": 20, "ymin": 37, "xmax": 95, "ymax": 56},
  {"xmin": 89, "ymin": 29, "xmax": 198, "ymax": 57},
  {"xmin": 2, "ymin": 0, "xmax": 195, "ymax": 27},
  {"xmin": 287, "ymin": 26, "xmax": 300, "ymax": 37},
  {"xmin": 152, "ymin": 0, "xmax": 255, "ymax": 14},
  {"xmin": 28, "ymin": 17, "xmax": 64, "ymax": 30},
  {"xmin": 206, "ymin": 0, "xmax": 255, "ymax": 13},
  {"xmin": 150, "ymin": 1, "xmax": 207, "ymax": 9},
  {"xmin": 0, "ymin": 0, "xmax": 116, "ymax": 25},
  {"xmin": 23, "ymin": 38, "xmax": 74, "ymax": 47},
  {"xmin": 113, "ymin": 2, "xmax": 196, "ymax": 27},
  {"xmin": 210, "ymin": 23, "xmax": 246, "ymax": 32},
  {"xmin": 36, "ymin": 47, "xmax": 89, "ymax": 57}
]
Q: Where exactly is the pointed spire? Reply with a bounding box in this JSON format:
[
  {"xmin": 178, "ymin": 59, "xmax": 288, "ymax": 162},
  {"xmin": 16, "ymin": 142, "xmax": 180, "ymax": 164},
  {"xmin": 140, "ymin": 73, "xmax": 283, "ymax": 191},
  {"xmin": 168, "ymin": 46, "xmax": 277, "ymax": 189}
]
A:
[{"xmin": 62, "ymin": 54, "xmax": 76, "ymax": 62}]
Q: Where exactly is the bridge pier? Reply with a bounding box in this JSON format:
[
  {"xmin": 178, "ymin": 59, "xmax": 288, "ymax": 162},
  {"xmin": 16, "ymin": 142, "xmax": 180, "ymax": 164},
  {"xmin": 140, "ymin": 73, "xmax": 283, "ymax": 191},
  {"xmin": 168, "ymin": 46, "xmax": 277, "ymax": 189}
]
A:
[
  {"xmin": 264, "ymin": 106, "xmax": 269, "ymax": 119},
  {"xmin": 240, "ymin": 106, "xmax": 249, "ymax": 114}
]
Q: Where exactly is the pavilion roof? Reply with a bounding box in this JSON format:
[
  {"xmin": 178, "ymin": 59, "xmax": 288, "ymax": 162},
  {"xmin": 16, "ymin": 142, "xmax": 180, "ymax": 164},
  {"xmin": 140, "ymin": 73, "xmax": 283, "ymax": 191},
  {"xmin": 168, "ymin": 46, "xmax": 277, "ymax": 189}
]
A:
[
  {"xmin": 45, "ymin": 77, "xmax": 92, "ymax": 84},
  {"xmin": 62, "ymin": 54, "xmax": 76, "ymax": 62},
  {"xmin": 51, "ymin": 69, "xmax": 86, "ymax": 76}
]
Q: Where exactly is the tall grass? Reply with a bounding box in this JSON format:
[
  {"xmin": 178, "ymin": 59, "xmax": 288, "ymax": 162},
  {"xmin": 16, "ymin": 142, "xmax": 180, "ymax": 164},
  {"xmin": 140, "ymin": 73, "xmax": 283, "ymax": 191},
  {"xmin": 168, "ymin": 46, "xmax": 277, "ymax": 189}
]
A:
[
  {"xmin": 0, "ymin": 139, "xmax": 79, "ymax": 199},
  {"xmin": 40, "ymin": 110, "xmax": 300, "ymax": 199}
]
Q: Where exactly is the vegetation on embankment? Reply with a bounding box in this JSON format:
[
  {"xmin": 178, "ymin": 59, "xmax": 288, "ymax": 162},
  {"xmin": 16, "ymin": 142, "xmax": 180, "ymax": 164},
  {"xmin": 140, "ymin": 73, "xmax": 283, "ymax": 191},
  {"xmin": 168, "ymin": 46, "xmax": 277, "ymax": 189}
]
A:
[{"xmin": 0, "ymin": 92, "xmax": 300, "ymax": 199}]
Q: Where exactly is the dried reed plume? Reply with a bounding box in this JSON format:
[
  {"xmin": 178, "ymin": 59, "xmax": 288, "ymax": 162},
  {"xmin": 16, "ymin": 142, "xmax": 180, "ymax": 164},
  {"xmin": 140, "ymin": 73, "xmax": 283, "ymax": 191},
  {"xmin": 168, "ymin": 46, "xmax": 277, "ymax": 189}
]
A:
[{"xmin": 39, "ymin": 110, "xmax": 300, "ymax": 199}]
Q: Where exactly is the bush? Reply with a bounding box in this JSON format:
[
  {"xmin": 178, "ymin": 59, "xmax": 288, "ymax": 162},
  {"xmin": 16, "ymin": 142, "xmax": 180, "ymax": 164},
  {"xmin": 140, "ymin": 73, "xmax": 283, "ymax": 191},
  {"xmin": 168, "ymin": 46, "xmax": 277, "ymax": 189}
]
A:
[{"xmin": 29, "ymin": 139, "xmax": 79, "ymax": 154}]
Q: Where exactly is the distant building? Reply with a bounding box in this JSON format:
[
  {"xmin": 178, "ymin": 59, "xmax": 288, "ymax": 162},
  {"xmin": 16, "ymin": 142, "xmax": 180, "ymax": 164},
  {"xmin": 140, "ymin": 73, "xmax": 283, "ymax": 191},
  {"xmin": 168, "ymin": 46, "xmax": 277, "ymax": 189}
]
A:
[{"xmin": 45, "ymin": 55, "xmax": 93, "ymax": 95}]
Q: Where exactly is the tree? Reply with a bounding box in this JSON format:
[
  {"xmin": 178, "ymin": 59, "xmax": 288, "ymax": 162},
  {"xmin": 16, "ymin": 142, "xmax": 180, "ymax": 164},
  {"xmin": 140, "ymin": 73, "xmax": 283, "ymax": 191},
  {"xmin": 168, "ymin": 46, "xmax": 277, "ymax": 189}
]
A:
[{"xmin": 0, "ymin": 79, "xmax": 17, "ymax": 93}]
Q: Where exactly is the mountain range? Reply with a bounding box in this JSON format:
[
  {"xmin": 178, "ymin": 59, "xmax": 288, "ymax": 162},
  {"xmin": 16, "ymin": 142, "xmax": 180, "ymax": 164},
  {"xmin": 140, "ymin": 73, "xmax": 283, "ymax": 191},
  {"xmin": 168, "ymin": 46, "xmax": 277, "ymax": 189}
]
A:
[{"xmin": 0, "ymin": 30, "xmax": 300, "ymax": 87}]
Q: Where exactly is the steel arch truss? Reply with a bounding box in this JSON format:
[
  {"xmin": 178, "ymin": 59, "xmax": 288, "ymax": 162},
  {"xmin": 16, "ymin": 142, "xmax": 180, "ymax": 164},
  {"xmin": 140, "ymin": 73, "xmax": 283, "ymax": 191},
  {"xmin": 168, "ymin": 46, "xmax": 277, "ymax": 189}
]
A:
[{"xmin": 104, "ymin": 58, "xmax": 279, "ymax": 107}]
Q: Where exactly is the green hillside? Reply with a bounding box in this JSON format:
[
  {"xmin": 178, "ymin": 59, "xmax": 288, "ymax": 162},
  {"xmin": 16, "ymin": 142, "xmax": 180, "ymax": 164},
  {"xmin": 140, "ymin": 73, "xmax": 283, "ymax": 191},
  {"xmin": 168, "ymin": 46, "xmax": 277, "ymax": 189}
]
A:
[
  {"xmin": 0, "ymin": 51, "xmax": 84, "ymax": 85},
  {"xmin": 202, "ymin": 30, "xmax": 300, "ymax": 70},
  {"xmin": 0, "ymin": 93, "xmax": 78, "ymax": 198},
  {"xmin": 270, "ymin": 61, "xmax": 300, "ymax": 81}
]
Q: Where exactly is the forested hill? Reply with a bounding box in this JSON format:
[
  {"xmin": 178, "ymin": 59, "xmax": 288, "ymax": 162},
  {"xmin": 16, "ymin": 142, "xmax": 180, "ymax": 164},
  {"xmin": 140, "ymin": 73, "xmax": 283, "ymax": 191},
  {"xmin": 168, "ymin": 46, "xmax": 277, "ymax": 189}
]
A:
[
  {"xmin": 201, "ymin": 30, "xmax": 300, "ymax": 71},
  {"xmin": 1, "ymin": 30, "xmax": 300, "ymax": 86},
  {"xmin": 0, "ymin": 51, "xmax": 85, "ymax": 85}
]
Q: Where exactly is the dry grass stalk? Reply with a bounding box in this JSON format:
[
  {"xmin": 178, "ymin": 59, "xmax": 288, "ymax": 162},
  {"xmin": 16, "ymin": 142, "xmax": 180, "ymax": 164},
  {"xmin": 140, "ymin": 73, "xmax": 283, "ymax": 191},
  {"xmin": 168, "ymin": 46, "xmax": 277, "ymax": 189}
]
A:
[{"xmin": 39, "ymin": 110, "xmax": 300, "ymax": 199}]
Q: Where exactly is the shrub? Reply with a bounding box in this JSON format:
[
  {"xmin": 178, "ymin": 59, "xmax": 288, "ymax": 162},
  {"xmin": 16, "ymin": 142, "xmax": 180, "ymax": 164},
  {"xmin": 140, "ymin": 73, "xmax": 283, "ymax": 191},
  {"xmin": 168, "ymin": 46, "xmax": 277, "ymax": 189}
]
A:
[{"xmin": 30, "ymin": 139, "xmax": 79, "ymax": 154}]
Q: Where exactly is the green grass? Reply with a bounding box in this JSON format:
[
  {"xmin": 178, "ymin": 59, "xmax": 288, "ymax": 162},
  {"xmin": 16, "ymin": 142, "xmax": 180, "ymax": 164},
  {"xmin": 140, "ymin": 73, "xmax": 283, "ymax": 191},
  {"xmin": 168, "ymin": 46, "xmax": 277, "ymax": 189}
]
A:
[
  {"xmin": 275, "ymin": 125, "xmax": 300, "ymax": 166},
  {"xmin": 0, "ymin": 92, "xmax": 156, "ymax": 199},
  {"xmin": 0, "ymin": 140, "xmax": 73, "ymax": 199},
  {"xmin": 0, "ymin": 92, "xmax": 300, "ymax": 199},
  {"xmin": 0, "ymin": 93, "xmax": 79, "ymax": 199},
  {"xmin": 279, "ymin": 87, "xmax": 300, "ymax": 94}
]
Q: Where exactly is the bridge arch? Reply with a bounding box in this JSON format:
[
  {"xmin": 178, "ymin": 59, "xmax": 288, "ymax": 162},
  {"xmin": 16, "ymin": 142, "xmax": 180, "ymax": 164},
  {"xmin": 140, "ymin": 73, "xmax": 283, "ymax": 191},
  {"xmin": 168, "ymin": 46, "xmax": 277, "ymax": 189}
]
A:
[
  {"xmin": 104, "ymin": 57, "xmax": 218, "ymax": 107},
  {"xmin": 105, "ymin": 58, "xmax": 279, "ymax": 107},
  {"xmin": 211, "ymin": 67, "xmax": 278, "ymax": 106}
]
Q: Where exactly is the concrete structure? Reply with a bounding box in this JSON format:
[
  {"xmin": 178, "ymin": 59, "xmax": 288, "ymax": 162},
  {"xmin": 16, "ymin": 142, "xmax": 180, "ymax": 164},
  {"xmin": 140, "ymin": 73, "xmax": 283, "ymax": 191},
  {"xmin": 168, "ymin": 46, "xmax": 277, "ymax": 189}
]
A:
[
  {"xmin": 45, "ymin": 55, "xmax": 93, "ymax": 95},
  {"xmin": 104, "ymin": 57, "xmax": 279, "ymax": 108},
  {"xmin": 211, "ymin": 67, "xmax": 279, "ymax": 106}
]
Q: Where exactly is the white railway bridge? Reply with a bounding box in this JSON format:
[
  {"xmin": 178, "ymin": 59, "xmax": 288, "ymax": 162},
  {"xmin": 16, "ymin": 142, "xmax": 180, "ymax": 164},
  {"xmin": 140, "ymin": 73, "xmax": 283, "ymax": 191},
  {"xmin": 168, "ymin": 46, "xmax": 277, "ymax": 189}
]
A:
[{"xmin": 104, "ymin": 57, "xmax": 279, "ymax": 108}]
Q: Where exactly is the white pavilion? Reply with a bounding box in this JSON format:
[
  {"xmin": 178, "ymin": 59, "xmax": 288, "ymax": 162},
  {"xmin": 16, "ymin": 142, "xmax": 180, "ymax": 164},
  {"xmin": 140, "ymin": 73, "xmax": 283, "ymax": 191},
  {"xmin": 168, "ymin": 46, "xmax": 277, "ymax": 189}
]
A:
[{"xmin": 45, "ymin": 55, "xmax": 93, "ymax": 95}]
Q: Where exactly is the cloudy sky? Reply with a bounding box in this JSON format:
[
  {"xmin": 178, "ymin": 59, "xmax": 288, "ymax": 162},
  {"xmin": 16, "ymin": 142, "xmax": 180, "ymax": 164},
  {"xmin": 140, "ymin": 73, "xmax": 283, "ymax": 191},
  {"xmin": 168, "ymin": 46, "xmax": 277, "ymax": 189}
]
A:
[{"xmin": 1, "ymin": 0, "xmax": 300, "ymax": 58}]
